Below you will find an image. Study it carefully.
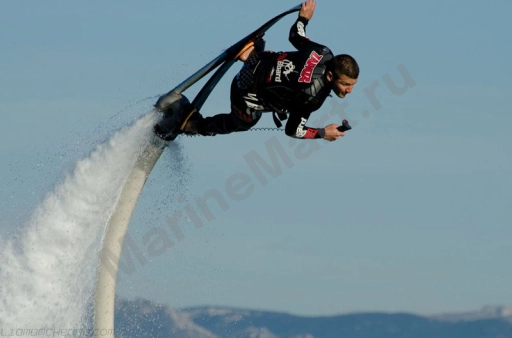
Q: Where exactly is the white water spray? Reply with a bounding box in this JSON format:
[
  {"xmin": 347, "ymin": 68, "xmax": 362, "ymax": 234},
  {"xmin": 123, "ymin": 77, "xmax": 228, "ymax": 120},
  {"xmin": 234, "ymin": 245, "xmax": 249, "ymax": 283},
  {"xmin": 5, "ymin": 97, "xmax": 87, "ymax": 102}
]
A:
[{"xmin": 0, "ymin": 111, "xmax": 167, "ymax": 331}]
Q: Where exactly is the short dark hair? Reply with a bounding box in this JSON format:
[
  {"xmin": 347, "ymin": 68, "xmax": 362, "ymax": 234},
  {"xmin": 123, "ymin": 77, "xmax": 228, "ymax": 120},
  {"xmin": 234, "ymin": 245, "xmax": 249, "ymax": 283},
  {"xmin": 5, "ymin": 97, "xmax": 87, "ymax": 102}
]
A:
[{"xmin": 329, "ymin": 54, "xmax": 359, "ymax": 79}]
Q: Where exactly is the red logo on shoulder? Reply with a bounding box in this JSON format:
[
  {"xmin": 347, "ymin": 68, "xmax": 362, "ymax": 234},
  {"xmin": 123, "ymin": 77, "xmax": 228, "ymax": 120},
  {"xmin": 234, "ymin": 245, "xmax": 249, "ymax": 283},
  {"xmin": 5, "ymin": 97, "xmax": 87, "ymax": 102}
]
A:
[{"xmin": 298, "ymin": 51, "xmax": 323, "ymax": 83}]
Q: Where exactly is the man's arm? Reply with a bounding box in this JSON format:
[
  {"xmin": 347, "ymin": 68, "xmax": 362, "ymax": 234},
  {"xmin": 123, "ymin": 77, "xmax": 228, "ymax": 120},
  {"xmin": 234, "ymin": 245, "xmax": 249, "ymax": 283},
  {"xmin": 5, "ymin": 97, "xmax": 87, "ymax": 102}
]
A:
[
  {"xmin": 285, "ymin": 110, "xmax": 344, "ymax": 141},
  {"xmin": 289, "ymin": 0, "xmax": 323, "ymax": 50}
]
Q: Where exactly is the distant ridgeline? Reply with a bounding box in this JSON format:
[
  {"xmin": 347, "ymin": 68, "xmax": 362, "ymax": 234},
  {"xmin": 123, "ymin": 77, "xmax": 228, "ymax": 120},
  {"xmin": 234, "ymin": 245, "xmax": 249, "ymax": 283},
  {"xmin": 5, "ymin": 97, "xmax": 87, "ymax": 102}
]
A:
[{"xmin": 114, "ymin": 298, "xmax": 512, "ymax": 338}]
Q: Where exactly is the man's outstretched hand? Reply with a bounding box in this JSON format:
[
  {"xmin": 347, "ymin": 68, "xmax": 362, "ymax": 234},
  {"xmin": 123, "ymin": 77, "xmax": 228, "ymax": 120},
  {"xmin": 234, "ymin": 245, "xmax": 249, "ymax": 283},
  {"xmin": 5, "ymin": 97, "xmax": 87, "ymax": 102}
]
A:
[
  {"xmin": 299, "ymin": 0, "xmax": 316, "ymax": 20},
  {"xmin": 323, "ymin": 124, "xmax": 345, "ymax": 141}
]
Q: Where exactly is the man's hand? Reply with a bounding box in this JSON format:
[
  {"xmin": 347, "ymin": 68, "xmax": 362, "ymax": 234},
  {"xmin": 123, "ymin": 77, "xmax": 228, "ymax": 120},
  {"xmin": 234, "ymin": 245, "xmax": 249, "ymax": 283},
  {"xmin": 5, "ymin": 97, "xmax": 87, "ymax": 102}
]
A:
[
  {"xmin": 299, "ymin": 0, "xmax": 316, "ymax": 20},
  {"xmin": 323, "ymin": 124, "xmax": 345, "ymax": 141}
]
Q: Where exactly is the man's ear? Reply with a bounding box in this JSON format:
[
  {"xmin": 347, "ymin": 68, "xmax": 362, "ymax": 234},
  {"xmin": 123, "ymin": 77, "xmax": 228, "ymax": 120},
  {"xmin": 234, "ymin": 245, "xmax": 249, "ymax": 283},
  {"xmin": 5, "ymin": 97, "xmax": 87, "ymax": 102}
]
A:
[{"xmin": 326, "ymin": 70, "xmax": 333, "ymax": 83}]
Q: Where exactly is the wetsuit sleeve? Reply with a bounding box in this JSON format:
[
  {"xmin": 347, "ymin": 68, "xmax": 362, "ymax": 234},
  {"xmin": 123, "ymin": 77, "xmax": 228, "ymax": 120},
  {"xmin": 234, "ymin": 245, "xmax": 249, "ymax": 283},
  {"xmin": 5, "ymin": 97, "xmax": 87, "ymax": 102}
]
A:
[
  {"xmin": 289, "ymin": 16, "xmax": 323, "ymax": 51},
  {"xmin": 284, "ymin": 110, "xmax": 325, "ymax": 139}
]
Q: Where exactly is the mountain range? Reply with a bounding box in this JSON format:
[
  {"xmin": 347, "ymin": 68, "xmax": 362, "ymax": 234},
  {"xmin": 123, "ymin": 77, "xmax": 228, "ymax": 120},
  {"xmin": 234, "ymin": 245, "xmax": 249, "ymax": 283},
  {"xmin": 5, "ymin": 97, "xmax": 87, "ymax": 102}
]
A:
[{"xmin": 113, "ymin": 298, "xmax": 512, "ymax": 338}]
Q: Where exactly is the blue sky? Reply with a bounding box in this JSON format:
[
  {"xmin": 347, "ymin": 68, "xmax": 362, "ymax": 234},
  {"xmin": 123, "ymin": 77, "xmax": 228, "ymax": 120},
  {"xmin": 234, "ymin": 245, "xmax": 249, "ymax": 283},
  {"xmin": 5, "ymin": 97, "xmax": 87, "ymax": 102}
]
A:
[{"xmin": 1, "ymin": 0, "xmax": 512, "ymax": 316}]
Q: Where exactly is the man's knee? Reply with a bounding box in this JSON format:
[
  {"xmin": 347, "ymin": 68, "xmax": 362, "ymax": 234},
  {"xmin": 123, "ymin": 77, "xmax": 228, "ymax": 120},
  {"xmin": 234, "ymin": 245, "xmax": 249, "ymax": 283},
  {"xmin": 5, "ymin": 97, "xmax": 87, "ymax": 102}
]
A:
[{"xmin": 230, "ymin": 105, "xmax": 261, "ymax": 131}]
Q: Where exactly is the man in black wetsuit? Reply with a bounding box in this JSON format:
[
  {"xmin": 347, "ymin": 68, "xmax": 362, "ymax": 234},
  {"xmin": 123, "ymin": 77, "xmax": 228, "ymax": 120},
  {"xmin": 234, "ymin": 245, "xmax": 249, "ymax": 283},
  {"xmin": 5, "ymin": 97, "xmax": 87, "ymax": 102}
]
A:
[{"xmin": 184, "ymin": 0, "xmax": 359, "ymax": 142}]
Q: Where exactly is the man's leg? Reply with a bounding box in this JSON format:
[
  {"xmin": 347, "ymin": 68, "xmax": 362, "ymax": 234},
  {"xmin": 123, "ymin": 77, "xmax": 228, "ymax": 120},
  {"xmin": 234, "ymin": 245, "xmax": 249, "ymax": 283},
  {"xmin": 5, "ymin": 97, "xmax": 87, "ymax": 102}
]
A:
[
  {"xmin": 185, "ymin": 77, "xmax": 263, "ymax": 136},
  {"xmin": 197, "ymin": 105, "xmax": 262, "ymax": 135}
]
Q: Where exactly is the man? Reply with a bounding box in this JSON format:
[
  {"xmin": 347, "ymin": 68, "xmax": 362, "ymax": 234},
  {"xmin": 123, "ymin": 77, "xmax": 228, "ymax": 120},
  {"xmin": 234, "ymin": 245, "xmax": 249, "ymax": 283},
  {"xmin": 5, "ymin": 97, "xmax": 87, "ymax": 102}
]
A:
[{"xmin": 184, "ymin": 0, "xmax": 359, "ymax": 142}]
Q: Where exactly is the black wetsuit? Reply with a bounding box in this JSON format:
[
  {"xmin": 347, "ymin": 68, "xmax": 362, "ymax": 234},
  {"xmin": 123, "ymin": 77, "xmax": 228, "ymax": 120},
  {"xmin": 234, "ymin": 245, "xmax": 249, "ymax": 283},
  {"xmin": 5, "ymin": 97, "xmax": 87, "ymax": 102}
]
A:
[{"xmin": 199, "ymin": 16, "xmax": 333, "ymax": 139}]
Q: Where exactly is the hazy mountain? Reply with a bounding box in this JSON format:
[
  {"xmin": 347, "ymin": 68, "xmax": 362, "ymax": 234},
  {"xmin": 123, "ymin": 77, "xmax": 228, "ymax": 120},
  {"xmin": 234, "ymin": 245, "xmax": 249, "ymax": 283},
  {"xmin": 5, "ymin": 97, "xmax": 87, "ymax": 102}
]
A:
[{"xmin": 114, "ymin": 298, "xmax": 512, "ymax": 338}]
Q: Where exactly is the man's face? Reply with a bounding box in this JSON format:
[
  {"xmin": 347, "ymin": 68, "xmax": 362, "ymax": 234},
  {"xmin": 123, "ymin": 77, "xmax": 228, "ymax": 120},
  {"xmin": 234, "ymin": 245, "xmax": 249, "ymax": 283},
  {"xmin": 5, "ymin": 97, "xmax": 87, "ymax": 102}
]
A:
[{"xmin": 327, "ymin": 72, "xmax": 358, "ymax": 98}]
